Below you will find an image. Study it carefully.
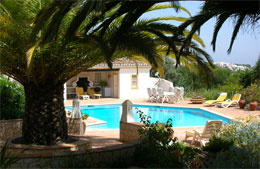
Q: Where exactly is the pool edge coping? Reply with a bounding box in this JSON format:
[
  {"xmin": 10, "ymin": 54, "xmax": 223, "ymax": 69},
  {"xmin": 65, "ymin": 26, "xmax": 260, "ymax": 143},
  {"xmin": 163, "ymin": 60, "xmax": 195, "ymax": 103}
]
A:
[
  {"xmin": 133, "ymin": 104, "xmax": 233, "ymax": 120},
  {"xmin": 69, "ymin": 103, "xmax": 233, "ymax": 129}
]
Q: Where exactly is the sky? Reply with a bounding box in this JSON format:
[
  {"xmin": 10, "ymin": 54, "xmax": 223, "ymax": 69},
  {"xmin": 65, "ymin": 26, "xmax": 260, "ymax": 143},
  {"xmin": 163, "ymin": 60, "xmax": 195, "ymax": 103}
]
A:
[{"xmin": 141, "ymin": 1, "xmax": 260, "ymax": 66}]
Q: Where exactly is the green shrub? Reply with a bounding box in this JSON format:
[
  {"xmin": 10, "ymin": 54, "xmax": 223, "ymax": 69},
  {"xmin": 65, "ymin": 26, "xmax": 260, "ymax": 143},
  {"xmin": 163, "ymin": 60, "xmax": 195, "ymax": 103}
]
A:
[
  {"xmin": 212, "ymin": 116, "xmax": 260, "ymax": 167},
  {"xmin": 218, "ymin": 116, "xmax": 260, "ymax": 154},
  {"xmin": 203, "ymin": 116, "xmax": 260, "ymax": 168},
  {"xmin": 81, "ymin": 114, "xmax": 89, "ymax": 120},
  {"xmin": 238, "ymin": 68, "xmax": 253, "ymax": 88},
  {"xmin": 134, "ymin": 109, "xmax": 202, "ymax": 168},
  {"xmin": 252, "ymin": 57, "xmax": 260, "ymax": 83},
  {"xmin": 241, "ymin": 83, "xmax": 260, "ymax": 103},
  {"xmin": 185, "ymin": 88, "xmax": 219, "ymax": 100},
  {"xmin": 202, "ymin": 136, "xmax": 234, "ymax": 153},
  {"xmin": 219, "ymin": 82, "xmax": 243, "ymax": 98},
  {"xmin": 211, "ymin": 66, "xmax": 232, "ymax": 87},
  {"xmin": 211, "ymin": 146, "xmax": 259, "ymax": 168},
  {"xmin": 0, "ymin": 76, "xmax": 25, "ymax": 120}
]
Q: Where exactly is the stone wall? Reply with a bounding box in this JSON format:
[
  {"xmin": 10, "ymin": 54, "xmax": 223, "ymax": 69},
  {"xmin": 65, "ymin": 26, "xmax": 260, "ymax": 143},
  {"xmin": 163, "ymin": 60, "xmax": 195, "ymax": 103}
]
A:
[
  {"xmin": 0, "ymin": 119, "xmax": 22, "ymax": 140},
  {"xmin": 120, "ymin": 121, "xmax": 144, "ymax": 142},
  {"xmin": 7, "ymin": 138, "xmax": 141, "ymax": 168},
  {"xmin": 0, "ymin": 118, "xmax": 86, "ymax": 140}
]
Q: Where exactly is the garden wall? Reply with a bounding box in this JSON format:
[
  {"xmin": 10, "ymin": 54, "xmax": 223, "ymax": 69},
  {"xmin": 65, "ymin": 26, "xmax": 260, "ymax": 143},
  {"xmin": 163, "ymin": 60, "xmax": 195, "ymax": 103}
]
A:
[
  {"xmin": 7, "ymin": 138, "xmax": 141, "ymax": 168},
  {"xmin": 120, "ymin": 121, "xmax": 144, "ymax": 142},
  {"xmin": 0, "ymin": 118, "xmax": 86, "ymax": 140},
  {"xmin": 0, "ymin": 119, "xmax": 22, "ymax": 140}
]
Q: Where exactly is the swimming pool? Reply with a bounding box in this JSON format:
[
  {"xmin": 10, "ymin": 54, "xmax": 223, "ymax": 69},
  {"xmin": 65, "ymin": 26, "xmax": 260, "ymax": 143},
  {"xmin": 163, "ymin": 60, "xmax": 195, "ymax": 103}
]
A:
[{"xmin": 66, "ymin": 104, "xmax": 230, "ymax": 129}]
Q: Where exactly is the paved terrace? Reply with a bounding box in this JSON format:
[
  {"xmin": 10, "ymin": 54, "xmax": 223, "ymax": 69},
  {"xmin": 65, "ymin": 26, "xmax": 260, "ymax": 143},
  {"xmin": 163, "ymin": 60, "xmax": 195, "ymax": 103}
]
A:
[{"xmin": 64, "ymin": 98, "xmax": 260, "ymax": 149}]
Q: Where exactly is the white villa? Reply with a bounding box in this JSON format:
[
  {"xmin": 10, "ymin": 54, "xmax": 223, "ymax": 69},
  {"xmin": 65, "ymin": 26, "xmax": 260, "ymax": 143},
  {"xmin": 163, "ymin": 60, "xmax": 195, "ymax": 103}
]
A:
[{"xmin": 63, "ymin": 58, "xmax": 173, "ymax": 100}]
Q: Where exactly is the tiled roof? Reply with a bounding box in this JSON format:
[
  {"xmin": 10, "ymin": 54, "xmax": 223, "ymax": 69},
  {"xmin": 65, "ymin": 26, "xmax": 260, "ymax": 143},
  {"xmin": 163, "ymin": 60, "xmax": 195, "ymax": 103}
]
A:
[{"xmin": 91, "ymin": 58, "xmax": 151, "ymax": 69}]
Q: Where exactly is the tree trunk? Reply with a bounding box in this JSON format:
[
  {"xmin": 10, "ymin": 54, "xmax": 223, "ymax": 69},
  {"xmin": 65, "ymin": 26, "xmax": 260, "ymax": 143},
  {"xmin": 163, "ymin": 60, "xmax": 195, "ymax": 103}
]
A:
[{"xmin": 22, "ymin": 83, "xmax": 68, "ymax": 145}]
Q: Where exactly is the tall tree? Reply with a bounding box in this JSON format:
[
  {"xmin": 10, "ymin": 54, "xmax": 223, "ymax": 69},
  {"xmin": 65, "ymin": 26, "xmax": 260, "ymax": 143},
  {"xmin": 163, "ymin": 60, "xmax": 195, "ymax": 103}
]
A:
[
  {"xmin": 0, "ymin": 0, "xmax": 213, "ymax": 145},
  {"xmin": 0, "ymin": 0, "xmax": 163, "ymax": 145}
]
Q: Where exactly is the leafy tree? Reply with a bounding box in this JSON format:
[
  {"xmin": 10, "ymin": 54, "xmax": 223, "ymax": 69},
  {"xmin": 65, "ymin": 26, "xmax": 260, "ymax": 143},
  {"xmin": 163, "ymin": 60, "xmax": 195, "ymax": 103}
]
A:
[
  {"xmin": 252, "ymin": 56, "xmax": 260, "ymax": 84},
  {"xmin": 151, "ymin": 57, "xmax": 209, "ymax": 91},
  {"xmin": 0, "ymin": 75, "xmax": 25, "ymax": 120},
  {"xmin": 211, "ymin": 67, "xmax": 232, "ymax": 87},
  {"xmin": 238, "ymin": 69, "xmax": 253, "ymax": 88}
]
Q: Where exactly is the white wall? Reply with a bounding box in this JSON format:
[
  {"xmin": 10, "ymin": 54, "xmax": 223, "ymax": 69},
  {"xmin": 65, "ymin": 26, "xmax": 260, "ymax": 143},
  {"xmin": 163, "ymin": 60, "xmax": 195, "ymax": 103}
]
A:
[{"xmin": 119, "ymin": 68, "xmax": 155, "ymax": 99}]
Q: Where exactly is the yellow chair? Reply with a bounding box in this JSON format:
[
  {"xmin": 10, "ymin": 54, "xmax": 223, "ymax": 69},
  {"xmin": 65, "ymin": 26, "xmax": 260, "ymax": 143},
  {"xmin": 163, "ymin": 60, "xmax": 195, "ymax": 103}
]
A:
[
  {"xmin": 185, "ymin": 120, "xmax": 223, "ymax": 146},
  {"xmin": 215, "ymin": 93, "xmax": 241, "ymax": 108},
  {"xmin": 204, "ymin": 92, "xmax": 227, "ymax": 105},
  {"xmin": 76, "ymin": 88, "xmax": 89, "ymax": 100},
  {"xmin": 87, "ymin": 89, "xmax": 102, "ymax": 99}
]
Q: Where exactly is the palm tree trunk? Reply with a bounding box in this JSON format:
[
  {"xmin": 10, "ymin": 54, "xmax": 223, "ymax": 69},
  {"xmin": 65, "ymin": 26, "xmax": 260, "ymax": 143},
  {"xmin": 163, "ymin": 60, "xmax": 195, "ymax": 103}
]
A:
[{"xmin": 22, "ymin": 83, "xmax": 68, "ymax": 145}]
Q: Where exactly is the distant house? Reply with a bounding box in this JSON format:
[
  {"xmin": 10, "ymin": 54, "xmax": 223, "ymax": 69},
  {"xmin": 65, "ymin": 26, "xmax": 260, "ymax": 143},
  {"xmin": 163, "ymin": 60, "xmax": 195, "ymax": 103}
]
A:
[{"xmin": 64, "ymin": 58, "xmax": 164, "ymax": 100}]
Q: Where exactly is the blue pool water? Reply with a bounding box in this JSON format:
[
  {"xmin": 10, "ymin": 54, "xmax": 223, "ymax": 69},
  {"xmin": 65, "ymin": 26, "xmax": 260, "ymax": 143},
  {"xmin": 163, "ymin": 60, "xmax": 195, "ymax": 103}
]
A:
[{"xmin": 66, "ymin": 104, "xmax": 230, "ymax": 129}]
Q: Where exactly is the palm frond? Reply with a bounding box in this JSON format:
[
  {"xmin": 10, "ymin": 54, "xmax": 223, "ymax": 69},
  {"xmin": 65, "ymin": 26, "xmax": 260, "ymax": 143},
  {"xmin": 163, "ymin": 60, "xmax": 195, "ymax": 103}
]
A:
[
  {"xmin": 211, "ymin": 12, "xmax": 232, "ymax": 51},
  {"xmin": 31, "ymin": 1, "xmax": 65, "ymax": 40},
  {"xmin": 179, "ymin": 1, "xmax": 260, "ymax": 54},
  {"xmin": 39, "ymin": 1, "xmax": 75, "ymax": 44},
  {"xmin": 227, "ymin": 14, "xmax": 246, "ymax": 53},
  {"xmin": 183, "ymin": 29, "xmax": 205, "ymax": 47},
  {"xmin": 116, "ymin": 31, "xmax": 162, "ymax": 68}
]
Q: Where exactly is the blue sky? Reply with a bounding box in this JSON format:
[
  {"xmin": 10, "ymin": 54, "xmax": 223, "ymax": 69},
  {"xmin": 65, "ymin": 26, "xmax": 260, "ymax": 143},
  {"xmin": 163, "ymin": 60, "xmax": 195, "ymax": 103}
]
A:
[{"xmin": 141, "ymin": 1, "xmax": 260, "ymax": 66}]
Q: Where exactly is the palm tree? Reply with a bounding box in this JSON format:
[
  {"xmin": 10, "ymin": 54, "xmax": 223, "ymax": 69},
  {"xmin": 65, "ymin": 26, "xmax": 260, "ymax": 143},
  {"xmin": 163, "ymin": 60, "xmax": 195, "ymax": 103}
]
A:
[
  {"xmin": 31, "ymin": 0, "xmax": 214, "ymax": 75},
  {"xmin": 178, "ymin": 1, "xmax": 260, "ymax": 53},
  {"xmin": 0, "ymin": 0, "xmax": 164, "ymax": 145},
  {"xmin": 129, "ymin": 17, "xmax": 214, "ymax": 82},
  {"xmin": 0, "ymin": 0, "xmax": 213, "ymax": 145}
]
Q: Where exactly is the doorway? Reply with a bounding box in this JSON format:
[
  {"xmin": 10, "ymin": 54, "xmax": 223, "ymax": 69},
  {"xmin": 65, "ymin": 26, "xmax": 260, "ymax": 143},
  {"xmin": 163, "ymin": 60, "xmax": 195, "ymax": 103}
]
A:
[{"xmin": 76, "ymin": 77, "xmax": 89, "ymax": 92}]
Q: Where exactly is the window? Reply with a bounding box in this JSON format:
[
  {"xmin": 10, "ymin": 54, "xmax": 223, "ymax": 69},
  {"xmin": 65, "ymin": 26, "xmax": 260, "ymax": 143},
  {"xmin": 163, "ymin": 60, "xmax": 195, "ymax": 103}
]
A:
[{"xmin": 131, "ymin": 74, "xmax": 138, "ymax": 89}]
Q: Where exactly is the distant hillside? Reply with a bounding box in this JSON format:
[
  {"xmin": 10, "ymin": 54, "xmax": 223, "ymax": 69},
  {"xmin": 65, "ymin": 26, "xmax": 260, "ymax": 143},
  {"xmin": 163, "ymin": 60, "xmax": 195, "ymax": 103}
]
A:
[
  {"xmin": 214, "ymin": 62, "xmax": 250, "ymax": 71},
  {"xmin": 234, "ymin": 64, "xmax": 251, "ymax": 68}
]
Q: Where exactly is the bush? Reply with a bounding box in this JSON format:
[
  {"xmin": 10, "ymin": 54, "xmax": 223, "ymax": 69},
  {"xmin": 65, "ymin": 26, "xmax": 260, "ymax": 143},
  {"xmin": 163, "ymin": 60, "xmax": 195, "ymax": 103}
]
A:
[
  {"xmin": 241, "ymin": 83, "xmax": 260, "ymax": 103},
  {"xmin": 185, "ymin": 88, "xmax": 219, "ymax": 100},
  {"xmin": 211, "ymin": 146, "xmax": 259, "ymax": 168},
  {"xmin": 202, "ymin": 136, "xmax": 234, "ymax": 153},
  {"xmin": 0, "ymin": 75, "xmax": 25, "ymax": 120},
  {"xmin": 219, "ymin": 82, "xmax": 243, "ymax": 98},
  {"xmin": 218, "ymin": 116, "xmax": 260, "ymax": 154},
  {"xmin": 211, "ymin": 67, "xmax": 232, "ymax": 87},
  {"xmin": 134, "ymin": 110, "xmax": 202, "ymax": 168},
  {"xmin": 203, "ymin": 116, "xmax": 260, "ymax": 168},
  {"xmin": 238, "ymin": 68, "xmax": 253, "ymax": 88}
]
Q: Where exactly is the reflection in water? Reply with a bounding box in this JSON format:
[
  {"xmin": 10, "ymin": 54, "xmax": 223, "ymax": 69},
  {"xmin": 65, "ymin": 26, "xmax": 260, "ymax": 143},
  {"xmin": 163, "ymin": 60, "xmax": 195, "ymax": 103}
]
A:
[{"xmin": 134, "ymin": 107, "xmax": 185, "ymax": 126}]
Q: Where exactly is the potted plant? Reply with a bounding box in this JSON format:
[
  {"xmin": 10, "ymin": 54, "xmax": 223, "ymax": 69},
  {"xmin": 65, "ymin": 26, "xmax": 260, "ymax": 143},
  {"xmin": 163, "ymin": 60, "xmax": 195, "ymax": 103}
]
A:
[
  {"xmin": 99, "ymin": 80, "xmax": 107, "ymax": 94},
  {"xmin": 242, "ymin": 84, "xmax": 260, "ymax": 111},
  {"xmin": 238, "ymin": 98, "xmax": 247, "ymax": 109}
]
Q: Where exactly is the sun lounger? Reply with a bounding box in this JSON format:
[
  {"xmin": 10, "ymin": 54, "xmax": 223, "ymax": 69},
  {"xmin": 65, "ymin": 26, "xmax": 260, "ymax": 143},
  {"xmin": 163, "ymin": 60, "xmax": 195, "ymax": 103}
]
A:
[
  {"xmin": 215, "ymin": 93, "xmax": 241, "ymax": 108},
  {"xmin": 76, "ymin": 87, "xmax": 89, "ymax": 100},
  {"xmin": 87, "ymin": 89, "xmax": 102, "ymax": 99},
  {"xmin": 204, "ymin": 92, "xmax": 227, "ymax": 105}
]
